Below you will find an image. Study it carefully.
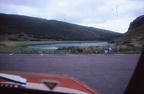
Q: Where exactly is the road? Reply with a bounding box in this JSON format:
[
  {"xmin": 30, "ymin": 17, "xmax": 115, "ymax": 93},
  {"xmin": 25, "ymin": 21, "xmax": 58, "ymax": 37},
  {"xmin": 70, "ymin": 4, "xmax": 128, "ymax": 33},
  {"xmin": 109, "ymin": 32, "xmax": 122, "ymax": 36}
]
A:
[{"xmin": 0, "ymin": 54, "xmax": 140, "ymax": 94}]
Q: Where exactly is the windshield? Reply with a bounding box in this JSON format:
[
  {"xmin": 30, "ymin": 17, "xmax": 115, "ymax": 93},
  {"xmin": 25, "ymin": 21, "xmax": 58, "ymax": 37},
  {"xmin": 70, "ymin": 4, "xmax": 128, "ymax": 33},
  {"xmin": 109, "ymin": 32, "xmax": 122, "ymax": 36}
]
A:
[{"xmin": 0, "ymin": 0, "xmax": 143, "ymax": 94}]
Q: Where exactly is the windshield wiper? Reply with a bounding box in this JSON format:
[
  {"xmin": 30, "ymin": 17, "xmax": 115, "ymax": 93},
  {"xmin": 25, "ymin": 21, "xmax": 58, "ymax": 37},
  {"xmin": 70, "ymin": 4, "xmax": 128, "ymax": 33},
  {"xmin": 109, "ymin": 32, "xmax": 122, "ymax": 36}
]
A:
[{"xmin": 0, "ymin": 73, "xmax": 27, "ymax": 87}]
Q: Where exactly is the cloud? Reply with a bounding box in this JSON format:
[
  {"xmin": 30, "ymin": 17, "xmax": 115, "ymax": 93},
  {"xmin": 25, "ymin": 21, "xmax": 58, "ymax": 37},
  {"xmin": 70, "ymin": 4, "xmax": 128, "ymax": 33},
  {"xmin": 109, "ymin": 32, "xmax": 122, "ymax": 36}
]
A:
[
  {"xmin": 0, "ymin": 0, "xmax": 144, "ymax": 33},
  {"xmin": 81, "ymin": 18, "xmax": 133, "ymax": 33},
  {"xmin": 0, "ymin": 0, "xmax": 48, "ymax": 8}
]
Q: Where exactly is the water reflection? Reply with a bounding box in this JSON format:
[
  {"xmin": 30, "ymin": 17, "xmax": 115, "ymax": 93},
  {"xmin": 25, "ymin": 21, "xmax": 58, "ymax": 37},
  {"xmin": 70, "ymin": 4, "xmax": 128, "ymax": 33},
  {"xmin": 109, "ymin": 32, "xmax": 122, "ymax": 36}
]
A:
[{"xmin": 27, "ymin": 42, "xmax": 114, "ymax": 50}]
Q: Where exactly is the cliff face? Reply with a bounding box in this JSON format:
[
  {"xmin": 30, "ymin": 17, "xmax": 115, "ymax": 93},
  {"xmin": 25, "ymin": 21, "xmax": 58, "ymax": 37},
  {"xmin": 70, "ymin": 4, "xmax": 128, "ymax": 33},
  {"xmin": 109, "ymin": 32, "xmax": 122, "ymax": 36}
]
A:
[
  {"xmin": 111, "ymin": 15, "xmax": 144, "ymax": 47},
  {"xmin": 128, "ymin": 15, "xmax": 144, "ymax": 30}
]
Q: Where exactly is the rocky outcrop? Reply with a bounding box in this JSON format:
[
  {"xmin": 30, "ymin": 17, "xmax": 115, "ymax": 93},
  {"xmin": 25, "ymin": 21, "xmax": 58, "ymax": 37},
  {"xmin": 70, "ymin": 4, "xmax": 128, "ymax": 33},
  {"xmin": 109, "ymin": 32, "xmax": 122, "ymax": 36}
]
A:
[
  {"xmin": 128, "ymin": 15, "xmax": 144, "ymax": 30},
  {"xmin": 110, "ymin": 15, "xmax": 144, "ymax": 47}
]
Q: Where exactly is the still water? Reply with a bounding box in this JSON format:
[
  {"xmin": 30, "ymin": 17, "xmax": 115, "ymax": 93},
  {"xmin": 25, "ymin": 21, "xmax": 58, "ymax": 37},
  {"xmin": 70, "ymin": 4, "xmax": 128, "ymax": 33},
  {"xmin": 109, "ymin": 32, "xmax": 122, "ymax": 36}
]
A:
[{"xmin": 27, "ymin": 42, "xmax": 113, "ymax": 50}]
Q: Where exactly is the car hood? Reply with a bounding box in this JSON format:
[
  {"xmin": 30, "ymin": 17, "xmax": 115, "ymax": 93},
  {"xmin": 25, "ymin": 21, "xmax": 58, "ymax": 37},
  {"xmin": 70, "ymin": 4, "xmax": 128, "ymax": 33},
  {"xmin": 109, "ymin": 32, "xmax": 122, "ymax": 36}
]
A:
[{"xmin": 0, "ymin": 71, "xmax": 99, "ymax": 94}]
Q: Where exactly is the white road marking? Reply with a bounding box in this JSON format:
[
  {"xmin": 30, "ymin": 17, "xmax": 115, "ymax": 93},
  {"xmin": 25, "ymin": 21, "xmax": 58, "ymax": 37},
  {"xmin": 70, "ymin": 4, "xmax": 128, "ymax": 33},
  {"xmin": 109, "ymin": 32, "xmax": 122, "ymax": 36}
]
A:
[
  {"xmin": 115, "ymin": 54, "xmax": 126, "ymax": 55},
  {"xmin": 66, "ymin": 54, "xmax": 73, "ymax": 56},
  {"xmin": 9, "ymin": 53, "xmax": 14, "ymax": 56}
]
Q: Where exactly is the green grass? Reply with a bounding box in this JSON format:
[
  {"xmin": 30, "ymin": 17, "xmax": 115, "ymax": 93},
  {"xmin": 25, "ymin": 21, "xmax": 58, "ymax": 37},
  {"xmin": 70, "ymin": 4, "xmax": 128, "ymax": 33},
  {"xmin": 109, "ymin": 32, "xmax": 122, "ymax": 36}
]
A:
[
  {"xmin": 0, "ymin": 41, "xmax": 73, "ymax": 54},
  {"xmin": 0, "ymin": 41, "xmax": 142, "ymax": 54}
]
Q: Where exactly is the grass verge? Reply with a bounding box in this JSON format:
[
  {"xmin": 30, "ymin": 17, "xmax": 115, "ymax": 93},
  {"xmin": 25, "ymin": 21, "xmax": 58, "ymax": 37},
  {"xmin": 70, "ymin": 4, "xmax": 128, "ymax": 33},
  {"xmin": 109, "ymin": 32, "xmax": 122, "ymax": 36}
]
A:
[{"xmin": 0, "ymin": 41, "xmax": 142, "ymax": 54}]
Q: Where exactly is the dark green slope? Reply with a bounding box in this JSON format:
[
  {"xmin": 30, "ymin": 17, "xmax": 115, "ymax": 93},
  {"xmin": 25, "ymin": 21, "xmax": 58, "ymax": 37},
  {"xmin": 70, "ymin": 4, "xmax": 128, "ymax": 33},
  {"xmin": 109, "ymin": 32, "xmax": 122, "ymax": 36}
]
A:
[{"xmin": 0, "ymin": 13, "xmax": 121, "ymax": 41}]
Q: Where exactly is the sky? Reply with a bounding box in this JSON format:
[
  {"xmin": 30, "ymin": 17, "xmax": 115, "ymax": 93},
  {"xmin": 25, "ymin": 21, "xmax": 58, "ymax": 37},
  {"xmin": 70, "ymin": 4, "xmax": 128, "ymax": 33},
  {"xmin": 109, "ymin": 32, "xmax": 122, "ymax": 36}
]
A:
[{"xmin": 0, "ymin": 0, "xmax": 144, "ymax": 33}]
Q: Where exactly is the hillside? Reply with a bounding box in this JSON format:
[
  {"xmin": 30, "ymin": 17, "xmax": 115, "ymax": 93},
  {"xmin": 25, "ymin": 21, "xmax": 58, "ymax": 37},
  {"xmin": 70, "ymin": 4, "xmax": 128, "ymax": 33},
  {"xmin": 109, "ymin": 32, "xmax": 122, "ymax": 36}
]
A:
[
  {"xmin": 110, "ymin": 15, "xmax": 144, "ymax": 47},
  {"xmin": 0, "ymin": 13, "xmax": 121, "ymax": 41}
]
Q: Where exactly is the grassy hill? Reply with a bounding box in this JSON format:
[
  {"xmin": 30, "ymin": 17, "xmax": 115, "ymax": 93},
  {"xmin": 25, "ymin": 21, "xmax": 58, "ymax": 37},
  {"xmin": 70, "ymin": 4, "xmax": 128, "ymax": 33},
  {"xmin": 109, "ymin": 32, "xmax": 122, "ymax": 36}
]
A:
[
  {"xmin": 0, "ymin": 13, "xmax": 121, "ymax": 41},
  {"xmin": 110, "ymin": 15, "xmax": 144, "ymax": 47}
]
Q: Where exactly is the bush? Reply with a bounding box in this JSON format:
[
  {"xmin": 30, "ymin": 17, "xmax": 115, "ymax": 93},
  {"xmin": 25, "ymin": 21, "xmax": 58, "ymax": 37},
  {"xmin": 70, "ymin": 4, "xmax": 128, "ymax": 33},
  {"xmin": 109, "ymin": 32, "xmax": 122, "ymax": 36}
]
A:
[{"xmin": 8, "ymin": 38, "xmax": 18, "ymax": 41}]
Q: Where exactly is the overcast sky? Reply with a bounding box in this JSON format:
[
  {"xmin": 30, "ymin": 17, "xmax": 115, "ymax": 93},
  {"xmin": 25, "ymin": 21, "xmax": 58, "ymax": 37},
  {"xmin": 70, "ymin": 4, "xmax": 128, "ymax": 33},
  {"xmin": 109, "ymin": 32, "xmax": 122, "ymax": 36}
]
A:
[{"xmin": 0, "ymin": 0, "xmax": 144, "ymax": 33}]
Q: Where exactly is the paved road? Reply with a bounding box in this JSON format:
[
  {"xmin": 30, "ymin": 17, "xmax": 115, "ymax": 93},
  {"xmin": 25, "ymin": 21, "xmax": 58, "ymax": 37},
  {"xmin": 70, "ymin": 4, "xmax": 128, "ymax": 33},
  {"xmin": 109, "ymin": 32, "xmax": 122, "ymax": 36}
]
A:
[{"xmin": 0, "ymin": 54, "xmax": 140, "ymax": 94}]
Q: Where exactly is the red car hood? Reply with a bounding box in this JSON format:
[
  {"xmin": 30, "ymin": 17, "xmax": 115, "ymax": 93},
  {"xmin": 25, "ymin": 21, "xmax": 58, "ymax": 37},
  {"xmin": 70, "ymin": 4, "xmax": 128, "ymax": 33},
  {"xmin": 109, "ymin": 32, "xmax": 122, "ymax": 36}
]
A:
[{"xmin": 0, "ymin": 71, "xmax": 99, "ymax": 94}]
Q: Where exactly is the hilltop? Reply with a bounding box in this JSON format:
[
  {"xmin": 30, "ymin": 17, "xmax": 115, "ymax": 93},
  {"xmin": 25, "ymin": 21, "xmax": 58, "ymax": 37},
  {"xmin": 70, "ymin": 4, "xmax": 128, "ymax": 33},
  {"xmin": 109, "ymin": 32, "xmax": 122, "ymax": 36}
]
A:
[
  {"xmin": 0, "ymin": 13, "xmax": 121, "ymax": 41},
  {"xmin": 110, "ymin": 15, "xmax": 144, "ymax": 47}
]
